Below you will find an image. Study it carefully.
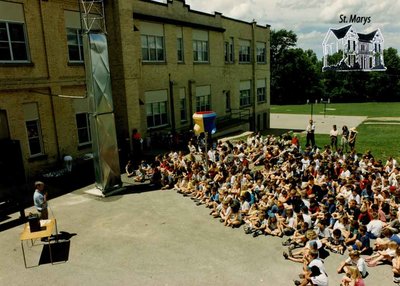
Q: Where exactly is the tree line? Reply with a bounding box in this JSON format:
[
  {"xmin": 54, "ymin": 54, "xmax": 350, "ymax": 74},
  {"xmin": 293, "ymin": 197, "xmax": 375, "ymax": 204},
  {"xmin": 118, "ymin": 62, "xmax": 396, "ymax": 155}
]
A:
[{"xmin": 271, "ymin": 29, "xmax": 400, "ymax": 104}]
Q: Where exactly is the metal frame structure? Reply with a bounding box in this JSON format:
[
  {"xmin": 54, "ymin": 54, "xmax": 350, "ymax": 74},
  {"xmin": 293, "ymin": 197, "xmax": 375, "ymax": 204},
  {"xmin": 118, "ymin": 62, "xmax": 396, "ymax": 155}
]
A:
[{"xmin": 79, "ymin": 0, "xmax": 122, "ymax": 195}]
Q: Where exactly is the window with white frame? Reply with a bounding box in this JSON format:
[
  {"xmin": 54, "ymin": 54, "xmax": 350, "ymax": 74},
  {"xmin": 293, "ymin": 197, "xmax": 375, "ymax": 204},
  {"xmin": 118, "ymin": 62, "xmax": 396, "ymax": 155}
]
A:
[
  {"xmin": 224, "ymin": 37, "xmax": 234, "ymax": 63},
  {"xmin": 195, "ymin": 85, "xmax": 211, "ymax": 111},
  {"xmin": 257, "ymin": 79, "xmax": 266, "ymax": 102},
  {"xmin": 23, "ymin": 103, "xmax": 44, "ymax": 157},
  {"xmin": 146, "ymin": 90, "xmax": 168, "ymax": 128},
  {"xmin": 240, "ymin": 81, "xmax": 251, "ymax": 106},
  {"xmin": 141, "ymin": 22, "xmax": 165, "ymax": 62},
  {"xmin": 256, "ymin": 42, "xmax": 266, "ymax": 63},
  {"xmin": 239, "ymin": 39, "xmax": 251, "ymax": 63},
  {"xmin": 64, "ymin": 11, "xmax": 85, "ymax": 63},
  {"xmin": 0, "ymin": 2, "xmax": 29, "ymax": 62},
  {"xmin": 193, "ymin": 30, "xmax": 209, "ymax": 62},
  {"xmin": 66, "ymin": 28, "xmax": 84, "ymax": 62},
  {"xmin": 177, "ymin": 27, "xmax": 184, "ymax": 62},
  {"xmin": 179, "ymin": 88, "xmax": 187, "ymax": 122}
]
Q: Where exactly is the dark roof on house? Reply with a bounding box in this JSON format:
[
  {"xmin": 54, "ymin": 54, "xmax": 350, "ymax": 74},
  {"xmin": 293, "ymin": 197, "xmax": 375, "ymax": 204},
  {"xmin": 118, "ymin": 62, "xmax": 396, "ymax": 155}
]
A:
[
  {"xmin": 358, "ymin": 30, "xmax": 378, "ymax": 42},
  {"xmin": 331, "ymin": 25, "xmax": 352, "ymax": 39}
]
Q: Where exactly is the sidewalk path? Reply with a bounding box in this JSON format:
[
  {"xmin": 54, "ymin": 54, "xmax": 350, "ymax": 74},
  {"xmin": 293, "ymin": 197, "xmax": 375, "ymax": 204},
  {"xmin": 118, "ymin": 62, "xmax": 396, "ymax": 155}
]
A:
[{"xmin": 271, "ymin": 113, "xmax": 367, "ymax": 134}]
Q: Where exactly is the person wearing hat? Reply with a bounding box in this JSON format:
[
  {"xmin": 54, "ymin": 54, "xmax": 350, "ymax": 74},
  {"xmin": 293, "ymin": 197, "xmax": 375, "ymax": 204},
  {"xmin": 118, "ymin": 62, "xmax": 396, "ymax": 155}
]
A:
[
  {"xmin": 348, "ymin": 127, "xmax": 358, "ymax": 152},
  {"xmin": 33, "ymin": 181, "xmax": 48, "ymax": 219}
]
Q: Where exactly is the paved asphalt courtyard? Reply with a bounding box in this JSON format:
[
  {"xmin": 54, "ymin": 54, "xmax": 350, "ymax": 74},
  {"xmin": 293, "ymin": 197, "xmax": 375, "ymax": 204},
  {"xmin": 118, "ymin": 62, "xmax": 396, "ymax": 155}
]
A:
[{"xmin": 0, "ymin": 114, "xmax": 392, "ymax": 285}]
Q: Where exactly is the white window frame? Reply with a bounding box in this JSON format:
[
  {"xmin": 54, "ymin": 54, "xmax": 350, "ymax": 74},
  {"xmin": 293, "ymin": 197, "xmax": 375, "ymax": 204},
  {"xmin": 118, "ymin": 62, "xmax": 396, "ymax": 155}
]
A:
[
  {"xmin": 141, "ymin": 34, "xmax": 165, "ymax": 62},
  {"xmin": 195, "ymin": 85, "xmax": 211, "ymax": 112},
  {"xmin": 0, "ymin": 2, "xmax": 29, "ymax": 63},
  {"xmin": 0, "ymin": 21, "xmax": 29, "ymax": 63},
  {"xmin": 66, "ymin": 28, "xmax": 84, "ymax": 63},
  {"xmin": 23, "ymin": 103, "xmax": 44, "ymax": 157},
  {"xmin": 146, "ymin": 90, "xmax": 168, "ymax": 128},
  {"xmin": 256, "ymin": 42, "xmax": 266, "ymax": 63},
  {"xmin": 239, "ymin": 40, "xmax": 251, "ymax": 63},
  {"xmin": 257, "ymin": 79, "xmax": 266, "ymax": 103},
  {"xmin": 141, "ymin": 22, "xmax": 165, "ymax": 63},
  {"xmin": 240, "ymin": 81, "xmax": 251, "ymax": 107},
  {"xmin": 193, "ymin": 30, "xmax": 209, "ymax": 63},
  {"xmin": 224, "ymin": 37, "xmax": 234, "ymax": 63},
  {"xmin": 177, "ymin": 37, "xmax": 184, "ymax": 62}
]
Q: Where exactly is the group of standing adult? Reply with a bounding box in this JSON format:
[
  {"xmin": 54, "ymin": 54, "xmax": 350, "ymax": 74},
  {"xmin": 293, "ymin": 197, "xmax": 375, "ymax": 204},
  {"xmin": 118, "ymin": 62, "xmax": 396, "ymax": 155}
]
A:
[{"xmin": 306, "ymin": 119, "xmax": 358, "ymax": 152}]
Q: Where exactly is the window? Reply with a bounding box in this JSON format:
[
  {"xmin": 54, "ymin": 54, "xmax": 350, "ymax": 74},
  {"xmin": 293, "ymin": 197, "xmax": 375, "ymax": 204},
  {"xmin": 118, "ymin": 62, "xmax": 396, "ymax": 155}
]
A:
[
  {"xmin": 177, "ymin": 27, "xmax": 184, "ymax": 62},
  {"xmin": 0, "ymin": 22, "xmax": 29, "ymax": 62},
  {"xmin": 67, "ymin": 28, "xmax": 84, "ymax": 62},
  {"xmin": 195, "ymin": 85, "xmax": 211, "ymax": 111},
  {"xmin": 145, "ymin": 90, "xmax": 168, "ymax": 128},
  {"xmin": 141, "ymin": 22, "xmax": 165, "ymax": 62},
  {"xmin": 239, "ymin": 40, "xmax": 251, "ymax": 63},
  {"xmin": 0, "ymin": 2, "xmax": 29, "ymax": 62},
  {"xmin": 193, "ymin": 30, "xmax": 209, "ymax": 63},
  {"xmin": 257, "ymin": 79, "xmax": 266, "ymax": 102},
  {"xmin": 177, "ymin": 37, "xmax": 184, "ymax": 62},
  {"xmin": 240, "ymin": 81, "xmax": 251, "ymax": 107},
  {"xmin": 224, "ymin": 37, "xmax": 234, "ymax": 63},
  {"xmin": 256, "ymin": 42, "xmax": 266, "ymax": 63},
  {"xmin": 76, "ymin": 113, "xmax": 91, "ymax": 145},
  {"xmin": 179, "ymin": 88, "xmax": 187, "ymax": 122},
  {"xmin": 141, "ymin": 35, "xmax": 164, "ymax": 62},
  {"xmin": 23, "ymin": 103, "xmax": 44, "ymax": 157}
]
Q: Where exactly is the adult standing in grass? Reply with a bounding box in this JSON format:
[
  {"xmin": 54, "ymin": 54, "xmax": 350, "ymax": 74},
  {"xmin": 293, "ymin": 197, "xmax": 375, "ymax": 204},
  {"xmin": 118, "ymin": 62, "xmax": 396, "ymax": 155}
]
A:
[
  {"xmin": 330, "ymin": 125, "xmax": 338, "ymax": 151},
  {"xmin": 341, "ymin": 125, "xmax": 349, "ymax": 153},
  {"xmin": 349, "ymin": 127, "xmax": 358, "ymax": 152},
  {"xmin": 306, "ymin": 119, "xmax": 315, "ymax": 148}
]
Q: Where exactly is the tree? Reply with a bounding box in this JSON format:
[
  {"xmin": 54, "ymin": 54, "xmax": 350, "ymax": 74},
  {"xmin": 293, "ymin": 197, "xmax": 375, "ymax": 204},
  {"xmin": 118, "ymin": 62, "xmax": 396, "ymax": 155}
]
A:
[{"xmin": 270, "ymin": 30, "xmax": 322, "ymax": 104}]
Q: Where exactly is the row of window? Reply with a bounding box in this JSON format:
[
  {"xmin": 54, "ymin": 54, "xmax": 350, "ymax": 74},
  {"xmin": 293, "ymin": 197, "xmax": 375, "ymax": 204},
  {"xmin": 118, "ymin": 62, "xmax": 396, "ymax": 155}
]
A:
[
  {"xmin": 0, "ymin": 17, "xmax": 267, "ymax": 66},
  {"xmin": 21, "ymin": 82, "xmax": 266, "ymax": 156},
  {"xmin": 22, "ymin": 103, "xmax": 91, "ymax": 157},
  {"xmin": 141, "ymin": 25, "xmax": 266, "ymax": 63},
  {"xmin": 146, "ymin": 82, "xmax": 267, "ymax": 129}
]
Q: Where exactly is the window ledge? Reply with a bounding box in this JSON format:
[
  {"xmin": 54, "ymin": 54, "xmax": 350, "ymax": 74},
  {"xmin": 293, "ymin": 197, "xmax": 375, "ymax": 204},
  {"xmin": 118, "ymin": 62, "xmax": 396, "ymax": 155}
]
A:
[
  {"xmin": 142, "ymin": 61, "xmax": 167, "ymax": 65},
  {"xmin": 68, "ymin": 62, "xmax": 84, "ymax": 66},
  {"xmin": 28, "ymin": 154, "xmax": 48, "ymax": 162},
  {"xmin": 240, "ymin": 104, "xmax": 252, "ymax": 108},
  {"xmin": 193, "ymin": 62, "xmax": 210, "ymax": 64},
  {"xmin": 0, "ymin": 62, "xmax": 34, "ymax": 67},
  {"xmin": 239, "ymin": 62, "xmax": 252, "ymax": 64},
  {"xmin": 147, "ymin": 124, "xmax": 170, "ymax": 131},
  {"xmin": 78, "ymin": 143, "xmax": 92, "ymax": 151}
]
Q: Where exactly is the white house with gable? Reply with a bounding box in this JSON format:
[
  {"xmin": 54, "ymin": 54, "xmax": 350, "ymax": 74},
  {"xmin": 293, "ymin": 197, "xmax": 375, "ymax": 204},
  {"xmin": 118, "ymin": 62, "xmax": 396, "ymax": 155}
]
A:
[{"xmin": 322, "ymin": 25, "xmax": 386, "ymax": 71}]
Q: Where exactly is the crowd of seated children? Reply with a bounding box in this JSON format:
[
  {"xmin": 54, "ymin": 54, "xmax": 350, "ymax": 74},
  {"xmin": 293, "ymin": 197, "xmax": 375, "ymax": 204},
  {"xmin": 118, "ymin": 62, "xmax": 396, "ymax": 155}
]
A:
[{"xmin": 150, "ymin": 131, "xmax": 400, "ymax": 285}]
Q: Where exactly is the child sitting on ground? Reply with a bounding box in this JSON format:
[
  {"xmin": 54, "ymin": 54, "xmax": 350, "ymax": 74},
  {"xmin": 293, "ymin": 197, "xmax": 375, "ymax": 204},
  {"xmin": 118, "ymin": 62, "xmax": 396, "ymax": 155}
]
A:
[
  {"xmin": 324, "ymin": 228, "xmax": 346, "ymax": 255},
  {"xmin": 340, "ymin": 266, "xmax": 365, "ymax": 286},
  {"xmin": 366, "ymin": 240, "xmax": 398, "ymax": 267},
  {"xmin": 337, "ymin": 250, "xmax": 368, "ymax": 278}
]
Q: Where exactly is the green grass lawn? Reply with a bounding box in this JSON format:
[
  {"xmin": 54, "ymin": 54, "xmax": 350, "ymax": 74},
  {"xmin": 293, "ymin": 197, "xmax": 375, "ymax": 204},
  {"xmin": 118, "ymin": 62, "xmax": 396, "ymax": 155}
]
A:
[
  {"xmin": 269, "ymin": 102, "xmax": 400, "ymax": 161},
  {"xmin": 271, "ymin": 102, "xmax": 400, "ymax": 117}
]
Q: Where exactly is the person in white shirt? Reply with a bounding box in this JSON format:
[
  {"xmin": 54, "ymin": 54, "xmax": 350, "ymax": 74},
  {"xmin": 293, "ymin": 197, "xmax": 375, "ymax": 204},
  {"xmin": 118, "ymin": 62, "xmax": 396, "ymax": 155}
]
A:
[{"xmin": 306, "ymin": 119, "xmax": 316, "ymax": 147}]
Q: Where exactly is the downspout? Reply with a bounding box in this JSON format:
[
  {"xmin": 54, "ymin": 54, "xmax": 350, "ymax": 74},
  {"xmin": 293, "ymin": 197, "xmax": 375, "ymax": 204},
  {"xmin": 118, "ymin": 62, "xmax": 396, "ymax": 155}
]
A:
[
  {"xmin": 251, "ymin": 21, "xmax": 257, "ymax": 131},
  {"xmin": 169, "ymin": 73, "xmax": 176, "ymax": 132},
  {"xmin": 39, "ymin": 0, "xmax": 61, "ymax": 160}
]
